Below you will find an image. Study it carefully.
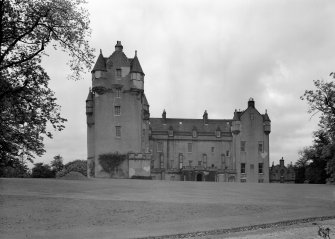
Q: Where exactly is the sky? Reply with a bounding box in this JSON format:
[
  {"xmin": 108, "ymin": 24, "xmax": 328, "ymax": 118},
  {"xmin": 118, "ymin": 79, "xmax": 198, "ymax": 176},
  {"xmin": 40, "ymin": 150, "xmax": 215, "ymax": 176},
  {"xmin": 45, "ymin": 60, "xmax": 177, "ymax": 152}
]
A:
[{"xmin": 37, "ymin": 0, "xmax": 335, "ymax": 166}]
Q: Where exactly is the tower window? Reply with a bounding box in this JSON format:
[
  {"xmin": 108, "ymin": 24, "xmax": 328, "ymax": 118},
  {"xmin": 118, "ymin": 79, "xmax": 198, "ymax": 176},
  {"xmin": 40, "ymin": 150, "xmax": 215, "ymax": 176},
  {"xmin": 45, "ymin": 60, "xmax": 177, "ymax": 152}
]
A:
[
  {"xmin": 114, "ymin": 106, "xmax": 121, "ymax": 116},
  {"xmin": 241, "ymin": 141, "xmax": 246, "ymax": 152},
  {"xmin": 115, "ymin": 126, "xmax": 121, "ymax": 137},
  {"xmin": 258, "ymin": 142, "xmax": 263, "ymax": 153},
  {"xmin": 116, "ymin": 69, "xmax": 122, "ymax": 77},
  {"xmin": 211, "ymin": 147, "xmax": 215, "ymax": 153},
  {"xmin": 258, "ymin": 163, "xmax": 264, "ymax": 174},
  {"xmin": 188, "ymin": 143, "xmax": 192, "ymax": 153},
  {"xmin": 115, "ymin": 88, "xmax": 121, "ymax": 98},
  {"xmin": 241, "ymin": 163, "xmax": 246, "ymax": 174}
]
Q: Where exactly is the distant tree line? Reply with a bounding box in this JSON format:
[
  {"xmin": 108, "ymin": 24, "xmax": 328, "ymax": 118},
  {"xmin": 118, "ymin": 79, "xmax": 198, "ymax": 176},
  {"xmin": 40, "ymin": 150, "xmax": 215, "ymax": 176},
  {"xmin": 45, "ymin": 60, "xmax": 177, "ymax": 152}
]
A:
[
  {"xmin": 296, "ymin": 75, "xmax": 335, "ymax": 184},
  {"xmin": 0, "ymin": 155, "xmax": 87, "ymax": 178}
]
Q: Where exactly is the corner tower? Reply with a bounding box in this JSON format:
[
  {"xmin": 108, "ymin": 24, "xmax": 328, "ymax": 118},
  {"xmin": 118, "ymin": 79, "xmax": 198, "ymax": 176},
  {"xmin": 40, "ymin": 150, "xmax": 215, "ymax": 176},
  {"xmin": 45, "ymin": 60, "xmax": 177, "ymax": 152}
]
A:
[{"xmin": 86, "ymin": 41, "xmax": 151, "ymax": 178}]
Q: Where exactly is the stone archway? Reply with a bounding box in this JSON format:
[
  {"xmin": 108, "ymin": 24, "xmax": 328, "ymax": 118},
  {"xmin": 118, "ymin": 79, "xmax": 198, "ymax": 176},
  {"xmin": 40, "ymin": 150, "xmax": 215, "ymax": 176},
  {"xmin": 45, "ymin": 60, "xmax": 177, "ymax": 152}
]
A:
[{"xmin": 196, "ymin": 173, "xmax": 203, "ymax": 181}]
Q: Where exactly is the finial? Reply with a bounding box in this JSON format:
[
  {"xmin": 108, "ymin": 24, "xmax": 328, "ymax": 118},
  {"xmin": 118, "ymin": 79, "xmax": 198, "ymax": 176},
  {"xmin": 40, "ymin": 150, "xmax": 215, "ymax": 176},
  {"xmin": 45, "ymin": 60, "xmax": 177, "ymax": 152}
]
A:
[
  {"xmin": 100, "ymin": 49, "xmax": 102, "ymax": 54},
  {"xmin": 135, "ymin": 50, "xmax": 137, "ymax": 56},
  {"xmin": 265, "ymin": 109, "xmax": 268, "ymax": 114}
]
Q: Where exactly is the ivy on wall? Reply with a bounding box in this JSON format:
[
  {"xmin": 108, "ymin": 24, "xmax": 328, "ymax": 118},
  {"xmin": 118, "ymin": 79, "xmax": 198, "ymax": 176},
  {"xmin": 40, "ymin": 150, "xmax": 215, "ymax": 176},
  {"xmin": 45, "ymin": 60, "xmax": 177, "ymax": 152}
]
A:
[{"xmin": 98, "ymin": 153, "xmax": 126, "ymax": 176}]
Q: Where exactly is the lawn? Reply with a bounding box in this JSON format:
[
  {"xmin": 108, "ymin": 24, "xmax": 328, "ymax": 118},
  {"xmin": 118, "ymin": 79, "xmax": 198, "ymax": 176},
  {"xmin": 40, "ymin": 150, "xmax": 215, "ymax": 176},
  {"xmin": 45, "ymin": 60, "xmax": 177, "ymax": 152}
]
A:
[{"xmin": 0, "ymin": 178, "xmax": 334, "ymax": 238}]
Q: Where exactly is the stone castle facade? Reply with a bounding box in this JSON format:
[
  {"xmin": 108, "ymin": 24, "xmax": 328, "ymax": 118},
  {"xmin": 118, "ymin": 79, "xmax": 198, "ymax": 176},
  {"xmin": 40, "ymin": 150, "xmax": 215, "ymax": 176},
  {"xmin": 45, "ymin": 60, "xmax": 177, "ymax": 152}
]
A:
[{"xmin": 86, "ymin": 41, "xmax": 271, "ymax": 183}]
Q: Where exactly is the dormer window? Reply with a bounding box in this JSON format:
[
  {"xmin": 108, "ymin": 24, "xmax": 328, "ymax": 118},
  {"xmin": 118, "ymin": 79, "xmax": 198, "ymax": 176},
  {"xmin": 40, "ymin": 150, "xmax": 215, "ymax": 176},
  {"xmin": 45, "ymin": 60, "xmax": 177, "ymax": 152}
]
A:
[
  {"xmin": 94, "ymin": 71, "xmax": 102, "ymax": 79},
  {"xmin": 216, "ymin": 130, "xmax": 221, "ymax": 138},
  {"xmin": 116, "ymin": 69, "xmax": 121, "ymax": 77},
  {"xmin": 168, "ymin": 126, "xmax": 174, "ymax": 137},
  {"xmin": 192, "ymin": 127, "xmax": 197, "ymax": 138}
]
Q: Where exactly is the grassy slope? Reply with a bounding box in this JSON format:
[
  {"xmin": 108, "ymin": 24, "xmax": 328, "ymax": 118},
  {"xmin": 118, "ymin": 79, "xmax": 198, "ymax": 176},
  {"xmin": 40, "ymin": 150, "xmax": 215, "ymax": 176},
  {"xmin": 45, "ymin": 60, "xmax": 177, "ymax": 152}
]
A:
[{"xmin": 0, "ymin": 178, "xmax": 334, "ymax": 239}]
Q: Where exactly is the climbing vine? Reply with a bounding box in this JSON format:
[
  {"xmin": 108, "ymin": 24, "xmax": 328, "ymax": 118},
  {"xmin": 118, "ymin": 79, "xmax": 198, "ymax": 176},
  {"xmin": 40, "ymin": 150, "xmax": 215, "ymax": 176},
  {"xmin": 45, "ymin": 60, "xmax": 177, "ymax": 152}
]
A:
[{"xmin": 98, "ymin": 153, "xmax": 126, "ymax": 176}]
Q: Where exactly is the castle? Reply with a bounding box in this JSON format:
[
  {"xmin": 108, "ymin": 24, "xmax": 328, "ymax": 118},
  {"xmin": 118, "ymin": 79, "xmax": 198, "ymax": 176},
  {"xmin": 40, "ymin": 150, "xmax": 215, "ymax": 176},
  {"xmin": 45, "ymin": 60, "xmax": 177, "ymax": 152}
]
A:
[{"xmin": 86, "ymin": 41, "xmax": 271, "ymax": 183}]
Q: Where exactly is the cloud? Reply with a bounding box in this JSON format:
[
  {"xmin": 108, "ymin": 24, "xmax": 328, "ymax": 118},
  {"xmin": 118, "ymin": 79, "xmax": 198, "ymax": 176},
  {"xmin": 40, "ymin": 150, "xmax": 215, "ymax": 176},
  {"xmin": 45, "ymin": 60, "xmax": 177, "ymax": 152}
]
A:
[{"xmin": 36, "ymin": 0, "xmax": 335, "ymax": 166}]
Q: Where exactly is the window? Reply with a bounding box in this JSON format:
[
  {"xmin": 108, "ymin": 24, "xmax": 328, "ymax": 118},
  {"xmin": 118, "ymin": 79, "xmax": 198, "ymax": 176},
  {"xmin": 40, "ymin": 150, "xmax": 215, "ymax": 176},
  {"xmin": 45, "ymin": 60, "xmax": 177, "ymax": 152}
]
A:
[
  {"xmin": 189, "ymin": 160, "xmax": 193, "ymax": 166},
  {"xmin": 216, "ymin": 130, "xmax": 221, "ymax": 138},
  {"xmin": 198, "ymin": 161, "xmax": 202, "ymax": 166},
  {"xmin": 116, "ymin": 69, "xmax": 121, "ymax": 77},
  {"xmin": 115, "ymin": 126, "xmax": 121, "ymax": 137},
  {"xmin": 258, "ymin": 163, "xmax": 263, "ymax": 174},
  {"xmin": 115, "ymin": 88, "xmax": 121, "ymax": 98},
  {"xmin": 192, "ymin": 130, "xmax": 197, "ymax": 138},
  {"xmin": 202, "ymin": 154, "xmax": 207, "ymax": 168},
  {"xmin": 114, "ymin": 106, "xmax": 120, "ymax": 116},
  {"xmin": 211, "ymin": 147, "xmax": 215, "ymax": 153},
  {"xmin": 157, "ymin": 142, "xmax": 163, "ymax": 152},
  {"xmin": 258, "ymin": 142, "xmax": 263, "ymax": 153},
  {"xmin": 188, "ymin": 143, "xmax": 192, "ymax": 153},
  {"xmin": 258, "ymin": 179, "xmax": 264, "ymax": 183},
  {"xmin": 221, "ymin": 154, "xmax": 225, "ymax": 169},
  {"xmin": 241, "ymin": 178, "xmax": 247, "ymax": 183},
  {"xmin": 168, "ymin": 128, "xmax": 173, "ymax": 137},
  {"xmin": 179, "ymin": 153, "xmax": 183, "ymax": 169},
  {"xmin": 170, "ymin": 160, "xmax": 174, "ymax": 169},
  {"xmin": 160, "ymin": 154, "xmax": 164, "ymax": 168},
  {"xmin": 241, "ymin": 141, "xmax": 246, "ymax": 152},
  {"xmin": 241, "ymin": 163, "xmax": 246, "ymax": 174},
  {"xmin": 226, "ymin": 150, "xmax": 230, "ymax": 157}
]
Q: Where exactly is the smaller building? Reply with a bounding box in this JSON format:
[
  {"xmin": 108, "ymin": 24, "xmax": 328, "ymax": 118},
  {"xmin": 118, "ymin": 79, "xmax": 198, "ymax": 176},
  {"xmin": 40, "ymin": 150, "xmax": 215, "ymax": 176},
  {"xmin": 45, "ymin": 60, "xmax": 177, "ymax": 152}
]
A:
[{"xmin": 270, "ymin": 157, "xmax": 295, "ymax": 183}]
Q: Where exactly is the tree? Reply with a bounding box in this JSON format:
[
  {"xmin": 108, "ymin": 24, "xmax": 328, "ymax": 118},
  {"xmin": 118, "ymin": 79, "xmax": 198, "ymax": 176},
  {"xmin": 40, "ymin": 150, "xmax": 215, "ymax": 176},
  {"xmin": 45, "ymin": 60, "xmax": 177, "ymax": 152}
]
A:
[
  {"xmin": 0, "ymin": 0, "xmax": 94, "ymax": 168},
  {"xmin": 301, "ymin": 79, "xmax": 335, "ymax": 183},
  {"xmin": 31, "ymin": 162, "xmax": 55, "ymax": 178},
  {"xmin": 50, "ymin": 154, "xmax": 63, "ymax": 172}
]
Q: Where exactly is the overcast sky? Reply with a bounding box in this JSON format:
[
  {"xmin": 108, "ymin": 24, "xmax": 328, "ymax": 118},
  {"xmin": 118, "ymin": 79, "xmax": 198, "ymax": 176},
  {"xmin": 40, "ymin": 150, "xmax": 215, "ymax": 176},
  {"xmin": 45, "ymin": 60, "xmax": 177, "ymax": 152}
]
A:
[{"xmin": 38, "ymin": 0, "xmax": 335, "ymax": 166}]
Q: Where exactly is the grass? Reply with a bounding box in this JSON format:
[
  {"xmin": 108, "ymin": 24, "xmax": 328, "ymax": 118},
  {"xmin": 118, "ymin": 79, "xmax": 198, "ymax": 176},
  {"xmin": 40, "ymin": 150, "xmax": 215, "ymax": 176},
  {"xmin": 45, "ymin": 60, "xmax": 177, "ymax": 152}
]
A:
[{"xmin": 0, "ymin": 178, "xmax": 334, "ymax": 239}]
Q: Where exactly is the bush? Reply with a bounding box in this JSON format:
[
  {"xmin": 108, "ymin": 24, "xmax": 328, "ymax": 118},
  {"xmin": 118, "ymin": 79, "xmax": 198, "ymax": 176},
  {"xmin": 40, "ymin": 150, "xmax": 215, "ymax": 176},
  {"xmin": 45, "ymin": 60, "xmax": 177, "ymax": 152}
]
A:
[
  {"xmin": 31, "ymin": 163, "xmax": 55, "ymax": 178},
  {"xmin": 57, "ymin": 160, "xmax": 87, "ymax": 178},
  {"xmin": 0, "ymin": 158, "xmax": 30, "ymax": 178},
  {"xmin": 131, "ymin": 175, "xmax": 152, "ymax": 180}
]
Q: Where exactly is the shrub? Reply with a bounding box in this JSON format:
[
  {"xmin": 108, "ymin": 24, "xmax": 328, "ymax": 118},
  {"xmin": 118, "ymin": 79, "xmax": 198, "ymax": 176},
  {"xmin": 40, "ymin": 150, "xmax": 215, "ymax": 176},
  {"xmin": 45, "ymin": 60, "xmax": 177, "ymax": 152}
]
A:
[
  {"xmin": 32, "ymin": 163, "xmax": 55, "ymax": 178},
  {"xmin": 57, "ymin": 160, "xmax": 87, "ymax": 178}
]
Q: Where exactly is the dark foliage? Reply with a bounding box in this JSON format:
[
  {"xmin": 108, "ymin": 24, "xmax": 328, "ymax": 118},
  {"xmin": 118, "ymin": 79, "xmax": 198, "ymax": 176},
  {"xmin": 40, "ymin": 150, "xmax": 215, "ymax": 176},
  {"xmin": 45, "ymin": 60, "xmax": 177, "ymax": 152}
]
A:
[
  {"xmin": 31, "ymin": 162, "xmax": 55, "ymax": 178},
  {"xmin": 98, "ymin": 153, "xmax": 126, "ymax": 177},
  {"xmin": 57, "ymin": 159, "xmax": 87, "ymax": 177},
  {"xmin": 0, "ymin": 0, "xmax": 94, "ymax": 170},
  {"xmin": 299, "ymin": 77, "xmax": 335, "ymax": 183},
  {"xmin": 0, "ymin": 157, "xmax": 30, "ymax": 177}
]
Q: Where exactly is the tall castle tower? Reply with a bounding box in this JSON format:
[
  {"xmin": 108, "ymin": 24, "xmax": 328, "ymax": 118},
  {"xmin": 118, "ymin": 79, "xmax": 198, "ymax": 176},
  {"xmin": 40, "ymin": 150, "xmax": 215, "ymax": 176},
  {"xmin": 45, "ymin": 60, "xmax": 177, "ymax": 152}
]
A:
[{"xmin": 86, "ymin": 41, "xmax": 151, "ymax": 178}]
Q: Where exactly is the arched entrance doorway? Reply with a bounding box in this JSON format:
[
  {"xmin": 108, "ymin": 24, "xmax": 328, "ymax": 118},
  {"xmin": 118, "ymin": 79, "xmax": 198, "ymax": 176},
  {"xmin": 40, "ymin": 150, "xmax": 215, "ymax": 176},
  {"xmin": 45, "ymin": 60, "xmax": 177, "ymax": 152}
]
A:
[{"xmin": 196, "ymin": 173, "xmax": 203, "ymax": 181}]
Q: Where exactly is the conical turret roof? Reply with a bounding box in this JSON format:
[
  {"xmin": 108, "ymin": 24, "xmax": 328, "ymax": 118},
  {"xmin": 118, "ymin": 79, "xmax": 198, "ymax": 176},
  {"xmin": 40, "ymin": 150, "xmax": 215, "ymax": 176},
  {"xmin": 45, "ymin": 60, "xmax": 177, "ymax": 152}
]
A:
[
  {"xmin": 263, "ymin": 111, "xmax": 271, "ymax": 122},
  {"xmin": 130, "ymin": 51, "xmax": 144, "ymax": 75},
  {"xmin": 91, "ymin": 50, "xmax": 106, "ymax": 72},
  {"xmin": 86, "ymin": 88, "xmax": 93, "ymax": 101}
]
